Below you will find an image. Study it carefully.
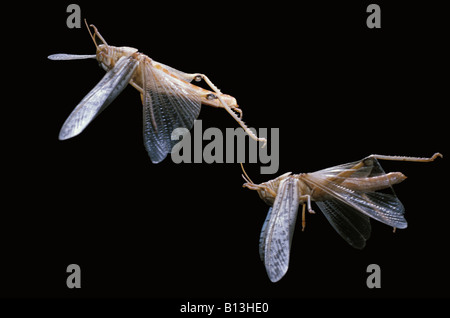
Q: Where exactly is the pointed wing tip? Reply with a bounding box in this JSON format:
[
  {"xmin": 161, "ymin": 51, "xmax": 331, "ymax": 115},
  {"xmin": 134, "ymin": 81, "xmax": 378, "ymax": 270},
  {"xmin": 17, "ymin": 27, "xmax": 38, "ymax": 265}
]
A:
[
  {"xmin": 267, "ymin": 269, "xmax": 287, "ymax": 283},
  {"xmin": 58, "ymin": 134, "xmax": 70, "ymax": 141},
  {"xmin": 265, "ymin": 257, "xmax": 289, "ymax": 283},
  {"xmin": 396, "ymin": 222, "xmax": 408, "ymax": 229},
  {"xmin": 148, "ymin": 150, "xmax": 168, "ymax": 164},
  {"xmin": 48, "ymin": 54, "xmax": 68, "ymax": 60},
  {"xmin": 48, "ymin": 54, "xmax": 67, "ymax": 60},
  {"xmin": 58, "ymin": 128, "xmax": 81, "ymax": 141},
  {"xmin": 269, "ymin": 276, "xmax": 283, "ymax": 283},
  {"xmin": 352, "ymin": 241, "xmax": 367, "ymax": 250},
  {"xmin": 390, "ymin": 216, "xmax": 408, "ymax": 230},
  {"xmin": 150, "ymin": 158, "xmax": 164, "ymax": 164}
]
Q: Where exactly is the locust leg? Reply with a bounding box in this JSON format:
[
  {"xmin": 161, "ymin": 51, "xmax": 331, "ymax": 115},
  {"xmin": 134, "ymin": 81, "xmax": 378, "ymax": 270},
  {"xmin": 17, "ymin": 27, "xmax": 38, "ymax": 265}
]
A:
[
  {"xmin": 311, "ymin": 153, "xmax": 442, "ymax": 198},
  {"xmin": 184, "ymin": 73, "xmax": 241, "ymax": 116},
  {"xmin": 130, "ymin": 81, "xmax": 144, "ymax": 94},
  {"xmin": 309, "ymin": 160, "xmax": 366, "ymax": 200},
  {"xmin": 369, "ymin": 153, "xmax": 443, "ymax": 162},
  {"xmin": 191, "ymin": 73, "xmax": 267, "ymax": 147},
  {"xmin": 328, "ymin": 153, "xmax": 443, "ymax": 194},
  {"xmin": 299, "ymin": 195, "xmax": 315, "ymax": 214},
  {"xmin": 301, "ymin": 204, "xmax": 306, "ymax": 231},
  {"xmin": 299, "ymin": 195, "xmax": 315, "ymax": 231}
]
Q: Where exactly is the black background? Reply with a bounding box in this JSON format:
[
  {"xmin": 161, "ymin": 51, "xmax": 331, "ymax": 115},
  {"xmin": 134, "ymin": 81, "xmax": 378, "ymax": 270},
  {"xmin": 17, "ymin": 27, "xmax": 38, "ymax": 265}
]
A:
[{"xmin": 2, "ymin": 0, "xmax": 449, "ymax": 312}]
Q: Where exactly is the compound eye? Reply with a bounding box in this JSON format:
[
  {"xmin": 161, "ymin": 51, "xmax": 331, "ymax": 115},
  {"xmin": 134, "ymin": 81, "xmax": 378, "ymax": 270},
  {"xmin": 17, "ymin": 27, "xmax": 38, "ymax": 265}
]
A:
[{"xmin": 206, "ymin": 93, "xmax": 217, "ymax": 100}]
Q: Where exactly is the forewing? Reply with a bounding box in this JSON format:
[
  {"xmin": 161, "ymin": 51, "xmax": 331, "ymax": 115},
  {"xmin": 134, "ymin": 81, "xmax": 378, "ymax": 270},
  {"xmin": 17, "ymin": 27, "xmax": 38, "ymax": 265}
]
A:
[
  {"xmin": 303, "ymin": 156, "xmax": 407, "ymax": 229},
  {"xmin": 59, "ymin": 56, "xmax": 139, "ymax": 140},
  {"xmin": 48, "ymin": 54, "xmax": 96, "ymax": 60},
  {"xmin": 141, "ymin": 60, "xmax": 202, "ymax": 163},
  {"xmin": 316, "ymin": 199, "xmax": 371, "ymax": 249},
  {"xmin": 259, "ymin": 207, "xmax": 272, "ymax": 261},
  {"xmin": 260, "ymin": 177, "xmax": 300, "ymax": 282}
]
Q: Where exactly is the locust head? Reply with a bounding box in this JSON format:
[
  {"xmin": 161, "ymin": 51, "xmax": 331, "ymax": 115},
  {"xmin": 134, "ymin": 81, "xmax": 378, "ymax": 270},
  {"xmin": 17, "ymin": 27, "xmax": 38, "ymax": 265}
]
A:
[
  {"xmin": 96, "ymin": 44, "xmax": 138, "ymax": 71},
  {"xmin": 85, "ymin": 21, "xmax": 138, "ymax": 71},
  {"xmin": 241, "ymin": 163, "xmax": 291, "ymax": 206}
]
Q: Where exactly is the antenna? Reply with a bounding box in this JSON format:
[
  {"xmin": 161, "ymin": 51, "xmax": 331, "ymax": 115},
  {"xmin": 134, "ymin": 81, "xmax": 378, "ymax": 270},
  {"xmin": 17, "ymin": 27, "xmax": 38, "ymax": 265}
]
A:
[
  {"xmin": 84, "ymin": 19, "xmax": 108, "ymax": 48},
  {"xmin": 84, "ymin": 19, "xmax": 97, "ymax": 50}
]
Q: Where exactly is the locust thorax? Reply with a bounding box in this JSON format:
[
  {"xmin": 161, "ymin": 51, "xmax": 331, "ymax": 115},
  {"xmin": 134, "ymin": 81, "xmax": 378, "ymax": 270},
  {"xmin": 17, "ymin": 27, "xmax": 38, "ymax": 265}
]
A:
[{"xmin": 96, "ymin": 44, "xmax": 138, "ymax": 71}]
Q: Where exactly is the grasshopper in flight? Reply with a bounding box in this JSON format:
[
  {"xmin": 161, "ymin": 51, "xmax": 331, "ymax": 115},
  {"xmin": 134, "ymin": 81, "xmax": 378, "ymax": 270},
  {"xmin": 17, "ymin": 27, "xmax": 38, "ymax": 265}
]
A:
[
  {"xmin": 242, "ymin": 153, "xmax": 442, "ymax": 282},
  {"xmin": 49, "ymin": 21, "xmax": 266, "ymax": 163}
]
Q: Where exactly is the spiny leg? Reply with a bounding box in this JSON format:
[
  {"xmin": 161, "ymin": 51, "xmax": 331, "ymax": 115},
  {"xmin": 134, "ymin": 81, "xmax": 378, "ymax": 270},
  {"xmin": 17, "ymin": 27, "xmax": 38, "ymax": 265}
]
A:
[
  {"xmin": 233, "ymin": 107, "xmax": 243, "ymax": 119},
  {"xmin": 192, "ymin": 73, "xmax": 267, "ymax": 147},
  {"xmin": 308, "ymin": 152, "xmax": 442, "ymax": 200},
  {"xmin": 369, "ymin": 153, "xmax": 443, "ymax": 162},
  {"xmin": 322, "ymin": 153, "xmax": 443, "ymax": 198},
  {"xmin": 325, "ymin": 153, "xmax": 442, "ymax": 187}
]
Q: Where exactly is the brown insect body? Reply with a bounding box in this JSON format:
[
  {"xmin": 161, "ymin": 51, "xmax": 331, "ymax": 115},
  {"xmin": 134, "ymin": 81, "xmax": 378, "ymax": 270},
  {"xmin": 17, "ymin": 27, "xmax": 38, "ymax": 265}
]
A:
[
  {"xmin": 49, "ymin": 22, "xmax": 266, "ymax": 163},
  {"xmin": 94, "ymin": 43, "xmax": 239, "ymax": 110},
  {"xmin": 249, "ymin": 172, "xmax": 406, "ymax": 206},
  {"xmin": 242, "ymin": 153, "xmax": 442, "ymax": 282}
]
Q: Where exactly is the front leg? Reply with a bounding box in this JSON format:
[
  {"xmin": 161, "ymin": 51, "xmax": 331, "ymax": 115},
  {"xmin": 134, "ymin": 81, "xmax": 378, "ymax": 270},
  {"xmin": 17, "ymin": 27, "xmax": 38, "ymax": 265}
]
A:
[
  {"xmin": 300, "ymin": 195, "xmax": 315, "ymax": 232},
  {"xmin": 299, "ymin": 195, "xmax": 315, "ymax": 214}
]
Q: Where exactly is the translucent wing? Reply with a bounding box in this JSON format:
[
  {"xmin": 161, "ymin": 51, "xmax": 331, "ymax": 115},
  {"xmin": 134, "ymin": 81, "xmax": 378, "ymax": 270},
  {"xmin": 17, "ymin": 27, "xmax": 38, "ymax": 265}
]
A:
[
  {"xmin": 302, "ymin": 156, "xmax": 407, "ymax": 230},
  {"xmin": 259, "ymin": 177, "xmax": 300, "ymax": 282},
  {"xmin": 48, "ymin": 54, "xmax": 96, "ymax": 60},
  {"xmin": 259, "ymin": 207, "xmax": 272, "ymax": 261},
  {"xmin": 59, "ymin": 56, "xmax": 139, "ymax": 140},
  {"xmin": 141, "ymin": 59, "xmax": 202, "ymax": 163},
  {"xmin": 316, "ymin": 199, "xmax": 371, "ymax": 249},
  {"xmin": 152, "ymin": 60, "xmax": 197, "ymax": 83}
]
